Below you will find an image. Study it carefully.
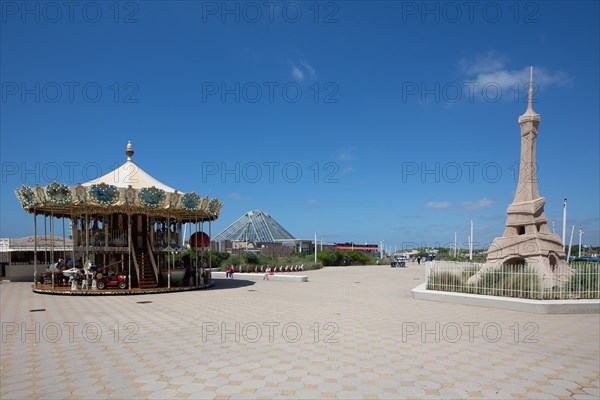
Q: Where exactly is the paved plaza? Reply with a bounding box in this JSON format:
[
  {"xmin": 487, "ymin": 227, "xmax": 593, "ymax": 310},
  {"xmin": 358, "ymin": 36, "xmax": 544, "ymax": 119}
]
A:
[{"xmin": 1, "ymin": 264, "xmax": 599, "ymax": 399}]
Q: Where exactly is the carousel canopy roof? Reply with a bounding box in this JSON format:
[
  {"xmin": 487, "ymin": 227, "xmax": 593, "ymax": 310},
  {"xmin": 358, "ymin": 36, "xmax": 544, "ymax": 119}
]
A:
[
  {"xmin": 14, "ymin": 140, "xmax": 223, "ymax": 222},
  {"xmin": 82, "ymin": 141, "xmax": 177, "ymax": 192}
]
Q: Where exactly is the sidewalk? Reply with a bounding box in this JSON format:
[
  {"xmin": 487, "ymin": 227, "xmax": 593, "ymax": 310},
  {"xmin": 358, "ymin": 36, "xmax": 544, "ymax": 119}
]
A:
[{"xmin": 1, "ymin": 264, "xmax": 598, "ymax": 399}]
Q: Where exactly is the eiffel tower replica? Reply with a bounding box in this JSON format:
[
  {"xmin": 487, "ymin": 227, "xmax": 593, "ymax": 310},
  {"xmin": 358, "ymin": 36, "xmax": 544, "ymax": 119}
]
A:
[{"xmin": 468, "ymin": 67, "xmax": 570, "ymax": 288}]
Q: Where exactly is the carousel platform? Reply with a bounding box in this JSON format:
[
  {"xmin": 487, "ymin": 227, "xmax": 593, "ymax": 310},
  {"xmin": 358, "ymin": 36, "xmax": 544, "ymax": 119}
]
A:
[{"xmin": 32, "ymin": 282, "xmax": 213, "ymax": 296}]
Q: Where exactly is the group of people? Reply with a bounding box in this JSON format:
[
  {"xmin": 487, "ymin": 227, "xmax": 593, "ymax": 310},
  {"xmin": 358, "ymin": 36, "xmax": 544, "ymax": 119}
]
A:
[
  {"xmin": 42, "ymin": 259, "xmax": 70, "ymax": 285},
  {"xmin": 223, "ymin": 265, "xmax": 305, "ymax": 280},
  {"xmin": 41, "ymin": 258, "xmax": 94, "ymax": 289},
  {"xmin": 228, "ymin": 265, "xmax": 304, "ymax": 274}
]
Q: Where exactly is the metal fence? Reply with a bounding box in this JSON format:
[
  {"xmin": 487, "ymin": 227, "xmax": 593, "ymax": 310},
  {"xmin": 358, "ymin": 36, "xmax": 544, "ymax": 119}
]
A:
[{"xmin": 425, "ymin": 261, "xmax": 599, "ymax": 300}]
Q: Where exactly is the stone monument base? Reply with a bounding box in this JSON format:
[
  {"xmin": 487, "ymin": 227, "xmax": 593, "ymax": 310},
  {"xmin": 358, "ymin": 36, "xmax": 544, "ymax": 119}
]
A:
[{"xmin": 467, "ymin": 232, "xmax": 571, "ymax": 289}]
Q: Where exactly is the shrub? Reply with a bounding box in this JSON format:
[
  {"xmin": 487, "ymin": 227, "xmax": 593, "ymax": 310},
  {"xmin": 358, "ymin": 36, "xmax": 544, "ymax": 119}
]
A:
[
  {"xmin": 346, "ymin": 250, "xmax": 370, "ymax": 265},
  {"xmin": 223, "ymin": 255, "xmax": 242, "ymax": 269},
  {"xmin": 317, "ymin": 251, "xmax": 342, "ymax": 266},
  {"xmin": 208, "ymin": 252, "xmax": 230, "ymax": 268},
  {"xmin": 461, "ymin": 266, "xmax": 479, "ymax": 283},
  {"xmin": 427, "ymin": 271, "xmax": 464, "ymax": 292},
  {"xmin": 501, "ymin": 268, "xmax": 542, "ymax": 298},
  {"xmin": 303, "ymin": 263, "xmax": 322, "ymax": 271},
  {"xmin": 243, "ymin": 252, "xmax": 259, "ymax": 265},
  {"xmin": 569, "ymin": 264, "xmax": 599, "ymax": 299}
]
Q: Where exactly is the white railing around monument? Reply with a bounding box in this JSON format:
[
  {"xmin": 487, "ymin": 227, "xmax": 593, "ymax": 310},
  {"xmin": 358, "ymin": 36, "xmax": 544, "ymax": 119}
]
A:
[{"xmin": 425, "ymin": 261, "xmax": 599, "ymax": 300}]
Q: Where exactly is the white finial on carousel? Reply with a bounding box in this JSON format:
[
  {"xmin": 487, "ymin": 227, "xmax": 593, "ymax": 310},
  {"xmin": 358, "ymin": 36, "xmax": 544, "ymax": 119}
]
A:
[{"xmin": 125, "ymin": 139, "xmax": 134, "ymax": 161}]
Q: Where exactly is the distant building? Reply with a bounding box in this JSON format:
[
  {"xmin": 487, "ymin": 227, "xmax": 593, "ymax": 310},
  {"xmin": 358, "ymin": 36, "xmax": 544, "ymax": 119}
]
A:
[
  {"xmin": 212, "ymin": 210, "xmax": 381, "ymax": 256},
  {"xmin": 213, "ymin": 210, "xmax": 295, "ymax": 243},
  {"xmin": 1, "ymin": 236, "xmax": 74, "ymax": 280},
  {"xmin": 333, "ymin": 243, "xmax": 379, "ymax": 255},
  {"xmin": 1, "ymin": 236, "xmax": 73, "ymax": 265}
]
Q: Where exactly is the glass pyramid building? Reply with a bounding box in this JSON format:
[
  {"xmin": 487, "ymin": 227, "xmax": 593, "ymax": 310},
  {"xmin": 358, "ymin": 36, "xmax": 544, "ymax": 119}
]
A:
[{"xmin": 213, "ymin": 210, "xmax": 295, "ymax": 243}]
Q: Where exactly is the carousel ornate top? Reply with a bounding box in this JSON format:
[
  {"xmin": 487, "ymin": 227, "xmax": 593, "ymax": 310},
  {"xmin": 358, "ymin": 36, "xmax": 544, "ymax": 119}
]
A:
[{"xmin": 15, "ymin": 140, "xmax": 223, "ymax": 222}]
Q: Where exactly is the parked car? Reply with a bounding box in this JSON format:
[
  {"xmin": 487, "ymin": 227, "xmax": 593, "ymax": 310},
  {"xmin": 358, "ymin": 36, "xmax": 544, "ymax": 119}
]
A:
[
  {"xmin": 391, "ymin": 257, "xmax": 406, "ymax": 268},
  {"xmin": 570, "ymin": 256, "xmax": 600, "ymax": 263}
]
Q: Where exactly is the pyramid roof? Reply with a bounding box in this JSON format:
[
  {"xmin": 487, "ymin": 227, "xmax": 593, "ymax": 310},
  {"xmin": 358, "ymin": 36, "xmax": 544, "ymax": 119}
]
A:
[{"xmin": 214, "ymin": 210, "xmax": 295, "ymax": 242}]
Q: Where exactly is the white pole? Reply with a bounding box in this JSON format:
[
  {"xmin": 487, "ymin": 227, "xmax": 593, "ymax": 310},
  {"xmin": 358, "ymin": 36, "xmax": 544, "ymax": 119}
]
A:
[
  {"xmin": 467, "ymin": 235, "xmax": 470, "ymax": 260},
  {"xmin": 567, "ymin": 224, "xmax": 575, "ymax": 262},
  {"xmin": 469, "ymin": 220, "xmax": 473, "ymax": 261},
  {"xmin": 454, "ymin": 232, "xmax": 457, "ymax": 258},
  {"xmin": 562, "ymin": 198, "xmax": 567, "ymax": 247},
  {"xmin": 314, "ymin": 232, "xmax": 317, "ymax": 263},
  {"xmin": 380, "ymin": 240, "xmax": 384, "ymax": 259},
  {"xmin": 33, "ymin": 213, "xmax": 37, "ymax": 285},
  {"xmin": 578, "ymin": 225, "xmax": 583, "ymax": 258}
]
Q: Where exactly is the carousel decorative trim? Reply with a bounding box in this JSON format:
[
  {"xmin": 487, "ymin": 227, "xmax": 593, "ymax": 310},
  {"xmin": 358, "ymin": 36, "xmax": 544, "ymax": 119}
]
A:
[
  {"xmin": 16, "ymin": 185, "xmax": 37, "ymax": 207},
  {"xmin": 139, "ymin": 186, "xmax": 166, "ymax": 208},
  {"xmin": 182, "ymin": 192, "xmax": 201, "ymax": 210},
  {"xmin": 46, "ymin": 182, "xmax": 72, "ymax": 205},
  {"xmin": 15, "ymin": 181, "xmax": 222, "ymax": 222},
  {"xmin": 75, "ymin": 183, "xmax": 87, "ymax": 203},
  {"xmin": 89, "ymin": 183, "xmax": 120, "ymax": 205}
]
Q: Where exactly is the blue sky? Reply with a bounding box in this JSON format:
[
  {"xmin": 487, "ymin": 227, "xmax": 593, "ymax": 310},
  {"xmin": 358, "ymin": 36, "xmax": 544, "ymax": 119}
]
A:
[{"xmin": 1, "ymin": 1, "xmax": 599, "ymax": 251}]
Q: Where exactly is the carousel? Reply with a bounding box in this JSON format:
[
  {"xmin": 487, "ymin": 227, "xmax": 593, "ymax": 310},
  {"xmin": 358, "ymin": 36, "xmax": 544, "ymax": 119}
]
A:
[{"xmin": 14, "ymin": 140, "xmax": 223, "ymax": 295}]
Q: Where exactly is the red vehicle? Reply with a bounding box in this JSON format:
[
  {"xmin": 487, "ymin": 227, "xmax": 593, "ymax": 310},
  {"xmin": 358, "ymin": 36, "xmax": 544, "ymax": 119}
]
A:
[
  {"xmin": 95, "ymin": 260, "xmax": 128, "ymax": 290},
  {"xmin": 96, "ymin": 272, "xmax": 128, "ymax": 290}
]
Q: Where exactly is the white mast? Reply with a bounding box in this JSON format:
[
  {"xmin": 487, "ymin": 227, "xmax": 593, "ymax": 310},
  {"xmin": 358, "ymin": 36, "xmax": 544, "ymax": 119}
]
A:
[
  {"xmin": 454, "ymin": 232, "xmax": 457, "ymax": 258},
  {"xmin": 567, "ymin": 225, "xmax": 575, "ymax": 262},
  {"xmin": 562, "ymin": 198, "xmax": 567, "ymax": 248},
  {"xmin": 469, "ymin": 220, "xmax": 473, "ymax": 261},
  {"xmin": 578, "ymin": 225, "xmax": 583, "ymax": 258}
]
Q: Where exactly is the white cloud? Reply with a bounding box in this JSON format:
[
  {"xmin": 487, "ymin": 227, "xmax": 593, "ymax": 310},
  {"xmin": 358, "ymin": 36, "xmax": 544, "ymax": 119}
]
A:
[
  {"xmin": 289, "ymin": 60, "xmax": 316, "ymax": 82},
  {"xmin": 342, "ymin": 167, "xmax": 355, "ymax": 174},
  {"xmin": 291, "ymin": 65, "xmax": 304, "ymax": 81},
  {"xmin": 301, "ymin": 61, "xmax": 316, "ymax": 78},
  {"xmin": 462, "ymin": 198, "xmax": 494, "ymax": 210},
  {"xmin": 306, "ymin": 199, "xmax": 319, "ymax": 205},
  {"xmin": 459, "ymin": 50, "xmax": 508, "ymax": 75},
  {"xmin": 473, "ymin": 68, "xmax": 572, "ymax": 89},
  {"xmin": 337, "ymin": 147, "xmax": 356, "ymax": 161},
  {"xmin": 229, "ymin": 192, "xmax": 251, "ymax": 201},
  {"xmin": 460, "ymin": 52, "xmax": 573, "ymax": 99},
  {"xmin": 426, "ymin": 201, "xmax": 452, "ymax": 209}
]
